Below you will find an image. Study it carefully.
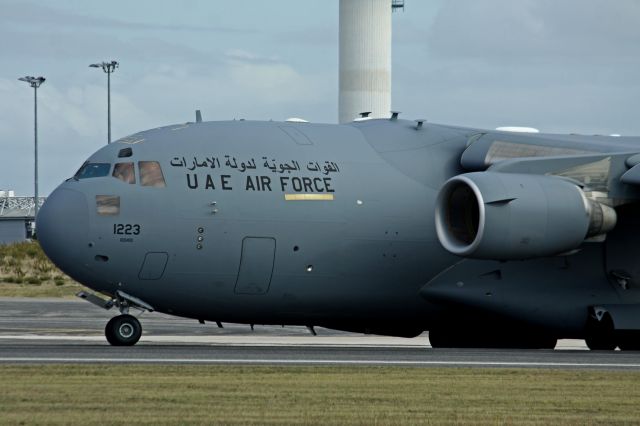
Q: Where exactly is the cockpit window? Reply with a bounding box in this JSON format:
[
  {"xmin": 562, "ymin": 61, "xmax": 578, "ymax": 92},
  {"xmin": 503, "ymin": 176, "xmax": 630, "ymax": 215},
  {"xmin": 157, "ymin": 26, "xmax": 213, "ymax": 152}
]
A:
[
  {"xmin": 96, "ymin": 195, "xmax": 120, "ymax": 216},
  {"xmin": 113, "ymin": 163, "xmax": 136, "ymax": 184},
  {"xmin": 139, "ymin": 161, "xmax": 166, "ymax": 187},
  {"xmin": 74, "ymin": 163, "xmax": 111, "ymax": 180}
]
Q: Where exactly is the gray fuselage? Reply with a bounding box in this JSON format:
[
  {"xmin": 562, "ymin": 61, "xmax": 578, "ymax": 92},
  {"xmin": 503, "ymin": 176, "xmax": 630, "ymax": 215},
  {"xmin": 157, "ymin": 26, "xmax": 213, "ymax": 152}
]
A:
[{"xmin": 37, "ymin": 119, "xmax": 640, "ymax": 338}]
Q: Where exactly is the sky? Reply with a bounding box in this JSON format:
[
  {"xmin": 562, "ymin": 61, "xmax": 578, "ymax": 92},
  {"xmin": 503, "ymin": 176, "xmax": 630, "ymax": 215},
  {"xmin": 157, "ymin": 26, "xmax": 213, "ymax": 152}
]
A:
[{"xmin": 2, "ymin": 0, "xmax": 640, "ymax": 196}]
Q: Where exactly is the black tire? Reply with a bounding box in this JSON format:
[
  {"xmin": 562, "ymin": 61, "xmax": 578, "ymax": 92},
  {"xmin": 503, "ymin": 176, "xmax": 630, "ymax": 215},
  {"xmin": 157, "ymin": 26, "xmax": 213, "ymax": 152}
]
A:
[
  {"xmin": 585, "ymin": 333, "xmax": 617, "ymax": 351},
  {"xmin": 585, "ymin": 313, "xmax": 617, "ymax": 351},
  {"xmin": 428, "ymin": 328, "xmax": 453, "ymax": 348},
  {"xmin": 105, "ymin": 314, "xmax": 142, "ymax": 346}
]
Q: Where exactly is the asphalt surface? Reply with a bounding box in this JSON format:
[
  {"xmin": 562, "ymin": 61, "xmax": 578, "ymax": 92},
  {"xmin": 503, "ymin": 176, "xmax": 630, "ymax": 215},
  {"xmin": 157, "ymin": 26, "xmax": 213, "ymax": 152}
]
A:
[{"xmin": 2, "ymin": 297, "xmax": 640, "ymax": 369}]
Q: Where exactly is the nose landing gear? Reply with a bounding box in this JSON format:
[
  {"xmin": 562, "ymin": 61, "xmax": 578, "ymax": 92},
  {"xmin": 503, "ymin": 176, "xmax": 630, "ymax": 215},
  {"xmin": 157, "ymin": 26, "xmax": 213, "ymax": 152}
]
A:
[
  {"xmin": 77, "ymin": 290, "xmax": 154, "ymax": 346},
  {"xmin": 105, "ymin": 314, "xmax": 142, "ymax": 346}
]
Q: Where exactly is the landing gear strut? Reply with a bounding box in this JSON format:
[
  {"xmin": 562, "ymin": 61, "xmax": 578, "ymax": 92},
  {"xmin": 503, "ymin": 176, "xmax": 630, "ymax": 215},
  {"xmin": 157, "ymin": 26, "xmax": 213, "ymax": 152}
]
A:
[{"xmin": 77, "ymin": 290, "xmax": 154, "ymax": 346}]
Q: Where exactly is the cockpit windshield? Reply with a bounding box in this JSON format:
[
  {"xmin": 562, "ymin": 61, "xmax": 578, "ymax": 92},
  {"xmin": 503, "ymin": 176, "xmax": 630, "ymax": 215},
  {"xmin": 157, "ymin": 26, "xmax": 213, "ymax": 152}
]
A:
[
  {"xmin": 113, "ymin": 162, "xmax": 136, "ymax": 184},
  {"xmin": 74, "ymin": 163, "xmax": 111, "ymax": 180},
  {"xmin": 139, "ymin": 161, "xmax": 166, "ymax": 187}
]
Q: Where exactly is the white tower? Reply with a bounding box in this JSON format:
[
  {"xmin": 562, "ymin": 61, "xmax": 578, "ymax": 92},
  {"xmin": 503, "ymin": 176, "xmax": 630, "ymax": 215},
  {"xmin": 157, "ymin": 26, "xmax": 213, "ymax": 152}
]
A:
[{"xmin": 339, "ymin": 0, "xmax": 399, "ymax": 124}]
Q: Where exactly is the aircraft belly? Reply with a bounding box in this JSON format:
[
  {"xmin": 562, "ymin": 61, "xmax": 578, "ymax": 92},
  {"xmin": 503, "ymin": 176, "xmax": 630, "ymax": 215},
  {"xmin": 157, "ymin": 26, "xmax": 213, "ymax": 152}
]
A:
[
  {"xmin": 150, "ymin": 201, "xmax": 443, "ymax": 321},
  {"xmin": 605, "ymin": 204, "xmax": 640, "ymax": 298},
  {"xmin": 421, "ymin": 245, "xmax": 620, "ymax": 335}
]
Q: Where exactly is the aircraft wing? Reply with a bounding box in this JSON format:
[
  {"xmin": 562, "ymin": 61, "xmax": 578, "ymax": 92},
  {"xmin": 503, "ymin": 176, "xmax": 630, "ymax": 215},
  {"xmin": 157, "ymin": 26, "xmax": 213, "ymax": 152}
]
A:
[
  {"xmin": 457, "ymin": 131, "xmax": 640, "ymax": 205},
  {"xmin": 459, "ymin": 130, "xmax": 639, "ymax": 170}
]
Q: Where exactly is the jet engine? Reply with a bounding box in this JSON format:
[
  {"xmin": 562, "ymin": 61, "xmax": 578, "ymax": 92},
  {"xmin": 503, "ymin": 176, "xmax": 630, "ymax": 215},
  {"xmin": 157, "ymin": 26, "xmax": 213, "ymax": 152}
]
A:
[{"xmin": 434, "ymin": 172, "xmax": 617, "ymax": 260}]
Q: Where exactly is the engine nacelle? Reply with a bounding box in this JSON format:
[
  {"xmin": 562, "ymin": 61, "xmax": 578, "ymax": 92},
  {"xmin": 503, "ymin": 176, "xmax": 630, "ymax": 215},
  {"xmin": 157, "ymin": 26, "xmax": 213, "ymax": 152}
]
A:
[{"xmin": 434, "ymin": 172, "xmax": 617, "ymax": 260}]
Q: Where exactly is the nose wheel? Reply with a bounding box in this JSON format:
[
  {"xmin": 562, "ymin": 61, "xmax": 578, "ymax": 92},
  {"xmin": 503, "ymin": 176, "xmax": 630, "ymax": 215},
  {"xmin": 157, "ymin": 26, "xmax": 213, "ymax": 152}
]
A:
[
  {"xmin": 77, "ymin": 290, "xmax": 153, "ymax": 346},
  {"xmin": 105, "ymin": 314, "xmax": 142, "ymax": 346}
]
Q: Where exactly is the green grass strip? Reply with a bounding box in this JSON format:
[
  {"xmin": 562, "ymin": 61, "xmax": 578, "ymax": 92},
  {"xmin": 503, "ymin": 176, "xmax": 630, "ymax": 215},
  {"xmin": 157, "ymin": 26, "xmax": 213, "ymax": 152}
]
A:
[{"xmin": 1, "ymin": 365, "xmax": 639, "ymax": 424}]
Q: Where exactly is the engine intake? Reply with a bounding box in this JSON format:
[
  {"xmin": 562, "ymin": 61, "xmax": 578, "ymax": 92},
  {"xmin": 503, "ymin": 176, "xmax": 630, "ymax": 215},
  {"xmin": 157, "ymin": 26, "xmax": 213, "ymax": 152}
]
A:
[{"xmin": 435, "ymin": 172, "xmax": 616, "ymax": 260}]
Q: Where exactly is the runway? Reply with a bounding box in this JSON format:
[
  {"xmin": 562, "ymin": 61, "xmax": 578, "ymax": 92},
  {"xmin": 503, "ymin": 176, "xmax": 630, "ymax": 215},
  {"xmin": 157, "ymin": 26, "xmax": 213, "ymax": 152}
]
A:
[{"xmin": 2, "ymin": 297, "xmax": 640, "ymax": 369}]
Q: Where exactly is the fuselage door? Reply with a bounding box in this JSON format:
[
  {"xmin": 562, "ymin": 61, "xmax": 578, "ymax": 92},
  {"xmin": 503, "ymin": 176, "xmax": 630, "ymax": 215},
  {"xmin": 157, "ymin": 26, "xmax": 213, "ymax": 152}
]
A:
[{"xmin": 234, "ymin": 237, "xmax": 276, "ymax": 295}]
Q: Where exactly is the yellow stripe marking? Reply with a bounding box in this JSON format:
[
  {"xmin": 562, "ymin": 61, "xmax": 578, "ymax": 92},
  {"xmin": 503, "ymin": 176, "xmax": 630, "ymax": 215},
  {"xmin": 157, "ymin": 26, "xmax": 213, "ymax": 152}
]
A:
[{"xmin": 284, "ymin": 194, "xmax": 334, "ymax": 201}]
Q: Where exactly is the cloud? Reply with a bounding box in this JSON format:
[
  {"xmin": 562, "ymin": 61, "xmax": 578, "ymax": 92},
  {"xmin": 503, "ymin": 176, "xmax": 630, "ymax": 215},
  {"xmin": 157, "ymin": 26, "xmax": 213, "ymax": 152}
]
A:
[
  {"xmin": 121, "ymin": 58, "xmax": 334, "ymax": 125},
  {"xmin": 0, "ymin": 26, "xmax": 221, "ymax": 65},
  {"xmin": 428, "ymin": 0, "xmax": 640, "ymax": 62},
  {"xmin": 0, "ymin": 77, "xmax": 155, "ymax": 194},
  {"xmin": 0, "ymin": 48, "xmax": 335, "ymax": 195},
  {"xmin": 388, "ymin": 0, "xmax": 640, "ymax": 136},
  {"xmin": 0, "ymin": 1, "xmax": 256, "ymax": 34},
  {"xmin": 8, "ymin": 1, "xmax": 640, "ymax": 196},
  {"xmin": 224, "ymin": 49, "xmax": 281, "ymax": 66},
  {"xmin": 273, "ymin": 26, "xmax": 338, "ymax": 46}
]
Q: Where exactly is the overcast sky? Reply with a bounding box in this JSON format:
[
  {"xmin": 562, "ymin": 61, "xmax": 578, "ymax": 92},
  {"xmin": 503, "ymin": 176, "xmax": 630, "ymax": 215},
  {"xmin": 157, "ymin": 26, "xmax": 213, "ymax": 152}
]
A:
[{"xmin": 2, "ymin": 0, "xmax": 640, "ymax": 195}]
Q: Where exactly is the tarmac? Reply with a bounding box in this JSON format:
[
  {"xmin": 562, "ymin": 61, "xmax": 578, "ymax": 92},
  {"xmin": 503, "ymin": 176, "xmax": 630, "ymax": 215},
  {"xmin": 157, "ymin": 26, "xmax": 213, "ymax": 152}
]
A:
[{"xmin": 2, "ymin": 297, "xmax": 640, "ymax": 370}]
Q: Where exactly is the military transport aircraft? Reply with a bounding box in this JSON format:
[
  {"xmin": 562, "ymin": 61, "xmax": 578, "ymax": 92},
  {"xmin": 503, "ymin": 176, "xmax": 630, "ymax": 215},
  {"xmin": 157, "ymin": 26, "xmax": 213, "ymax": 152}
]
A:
[{"xmin": 36, "ymin": 115, "xmax": 640, "ymax": 349}]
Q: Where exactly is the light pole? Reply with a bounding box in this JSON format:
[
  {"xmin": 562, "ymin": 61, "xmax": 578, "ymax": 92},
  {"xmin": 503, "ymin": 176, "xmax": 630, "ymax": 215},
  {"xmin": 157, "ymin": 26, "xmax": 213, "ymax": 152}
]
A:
[
  {"xmin": 90, "ymin": 60, "xmax": 119, "ymax": 144},
  {"xmin": 18, "ymin": 76, "xmax": 45, "ymax": 224}
]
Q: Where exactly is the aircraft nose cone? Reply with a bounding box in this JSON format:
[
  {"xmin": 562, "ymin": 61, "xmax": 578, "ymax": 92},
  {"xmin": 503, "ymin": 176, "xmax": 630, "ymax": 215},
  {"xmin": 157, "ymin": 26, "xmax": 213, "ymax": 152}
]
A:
[{"xmin": 37, "ymin": 188, "xmax": 89, "ymax": 275}]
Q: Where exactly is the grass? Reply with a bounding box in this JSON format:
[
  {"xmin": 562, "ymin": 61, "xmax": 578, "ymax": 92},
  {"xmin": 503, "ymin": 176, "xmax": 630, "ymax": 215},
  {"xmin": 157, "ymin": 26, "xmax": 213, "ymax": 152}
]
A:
[
  {"xmin": 1, "ymin": 365, "xmax": 640, "ymax": 424},
  {"xmin": 0, "ymin": 241, "xmax": 83, "ymax": 297}
]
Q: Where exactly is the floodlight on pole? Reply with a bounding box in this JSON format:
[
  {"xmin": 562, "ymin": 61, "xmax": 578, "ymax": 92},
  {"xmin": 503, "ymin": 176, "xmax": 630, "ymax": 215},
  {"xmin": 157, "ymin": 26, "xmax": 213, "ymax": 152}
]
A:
[
  {"xmin": 89, "ymin": 60, "xmax": 119, "ymax": 144},
  {"xmin": 18, "ymin": 76, "xmax": 45, "ymax": 225}
]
